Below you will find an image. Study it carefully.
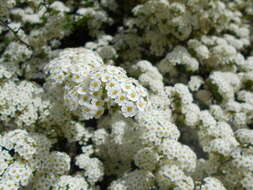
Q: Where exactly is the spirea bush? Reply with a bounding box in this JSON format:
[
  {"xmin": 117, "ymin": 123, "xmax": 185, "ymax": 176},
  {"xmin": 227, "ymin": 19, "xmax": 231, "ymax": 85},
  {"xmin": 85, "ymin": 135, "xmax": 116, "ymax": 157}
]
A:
[{"xmin": 0, "ymin": 0, "xmax": 252, "ymax": 190}]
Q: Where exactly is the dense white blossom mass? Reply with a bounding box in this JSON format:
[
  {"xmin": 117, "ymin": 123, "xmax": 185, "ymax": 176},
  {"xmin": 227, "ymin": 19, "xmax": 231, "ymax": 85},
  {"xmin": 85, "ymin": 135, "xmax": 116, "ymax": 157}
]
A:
[{"xmin": 0, "ymin": 0, "xmax": 252, "ymax": 189}]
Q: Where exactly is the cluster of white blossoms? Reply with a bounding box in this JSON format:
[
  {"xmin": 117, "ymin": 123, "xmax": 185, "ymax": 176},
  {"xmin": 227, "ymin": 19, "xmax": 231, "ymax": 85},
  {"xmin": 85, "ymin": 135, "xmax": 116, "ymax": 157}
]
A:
[
  {"xmin": 130, "ymin": 60, "xmax": 164, "ymax": 93},
  {"xmin": 53, "ymin": 175, "xmax": 88, "ymax": 190},
  {"xmin": 45, "ymin": 48, "xmax": 149, "ymax": 119},
  {"xmin": 0, "ymin": 80, "xmax": 50, "ymax": 128},
  {"xmin": 85, "ymin": 35, "xmax": 118, "ymax": 62},
  {"xmin": 0, "ymin": 129, "xmax": 50, "ymax": 190},
  {"xmin": 0, "ymin": 0, "xmax": 253, "ymax": 189},
  {"xmin": 0, "ymin": 128, "xmax": 101, "ymax": 190},
  {"xmin": 92, "ymin": 91, "xmax": 197, "ymax": 190},
  {"xmin": 112, "ymin": 0, "xmax": 250, "ymax": 60}
]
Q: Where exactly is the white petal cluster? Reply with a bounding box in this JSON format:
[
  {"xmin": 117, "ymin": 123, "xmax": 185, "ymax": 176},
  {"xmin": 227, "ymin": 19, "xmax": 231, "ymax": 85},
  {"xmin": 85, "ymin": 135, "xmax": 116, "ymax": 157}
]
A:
[
  {"xmin": 158, "ymin": 139, "xmax": 196, "ymax": 172},
  {"xmin": 45, "ymin": 48, "xmax": 149, "ymax": 119},
  {"xmin": 198, "ymin": 119, "xmax": 239, "ymax": 156},
  {"xmin": 92, "ymin": 91, "xmax": 196, "ymax": 188},
  {"xmin": 159, "ymin": 46, "xmax": 199, "ymax": 73},
  {"xmin": 0, "ymin": 42, "xmax": 32, "ymax": 79},
  {"xmin": 0, "ymin": 129, "xmax": 51, "ymax": 189},
  {"xmin": 0, "ymin": 80, "xmax": 50, "ymax": 127},
  {"xmin": 108, "ymin": 170, "xmax": 154, "ymax": 190},
  {"xmin": 200, "ymin": 177, "xmax": 227, "ymax": 190},
  {"xmin": 114, "ymin": 0, "xmax": 242, "ymax": 58},
  {"xmin": 131, "ymin": 60, "xmax": 164, "ymax": 93},
  {"xmin": 54, "ymin": 175, "xmax": 88, "ymax": 190},
  {"xmin": 166, "ymin": 84, "xmax": 200, "ymax": 127},
  {"xmin": 0, "ymin": 0, "xmax": 253, "ymax": 189},
  {"xmin": 0, "ymin": 129, "xmax": 37, "ymax": 160},
  {"xmin": 75, "ymin": 154, "xmax": 104, "ymax": 185},
  {"xmin": 93, "ymin": 113, "xmax": 141, "ymax": 176},
  {"xmin": 208, "ymin": 72, "xmax": 241, "ymax": 102},
  {"xmin": 235, "ymin": 129, "xmax": 253, "ymax": 146},
  {"xmin": 136, "ymin": 109, "xmax": 180, "ymax": 146},
  {"xmin": 85, "ymin": 35, "xmax": 118, "ymax": 62},
  {"xmin": 156, "ymin": 165, "xmax": 194, "ymax": 190},
  {"xmin": 134, "ymin": 147, "xmax": 159, "ymax": 171},
  {"xmin": 0, "ymin": 160, "xmax": 32, "ymax": 190},
  {"xmin": 75, "ymin": 2, "xmax": 112, "ymax": 37}
]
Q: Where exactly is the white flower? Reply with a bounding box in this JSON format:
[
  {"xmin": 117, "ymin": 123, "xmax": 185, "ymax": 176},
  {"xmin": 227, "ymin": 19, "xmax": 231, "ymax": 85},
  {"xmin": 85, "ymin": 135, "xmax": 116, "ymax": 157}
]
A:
[
  {"xmin": 121, "ymin": 82, "xmax": 135, "ymax": 92},
  {"xmin": 115, "ymin": 93, "xmax": 128, "ymax": 106},
  {"xmin": 121, "ymin": 102, "xmax": 138, "ymax": 117},
  {"xmin": 127, "ymin": 89, "xmax": 139, "ymax": 102},
  {"xmin": 101, "ymin": 73, "xmax": 113, "ymax": 82},
  {"xmin": 89, "ymin": 79, "xmax": 102, "ymax": 92},
  {"xmin": 107, "ymin": 86, "xmax": 121, "ymax": 99},
  {"xmin": 136, "ymin": 98, "xmax": 147, "ymax": 112}
]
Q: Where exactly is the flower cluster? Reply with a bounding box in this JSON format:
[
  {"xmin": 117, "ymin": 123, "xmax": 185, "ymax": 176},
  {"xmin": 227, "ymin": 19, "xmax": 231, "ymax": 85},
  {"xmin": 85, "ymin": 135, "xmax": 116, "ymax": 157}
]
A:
[
  {"xmin": 45, "ymin": 48, "xmax": 149, "ymax": 120},
  {"xmin": 131, "ymin": 60, "xmax": 164, "ymax": 93},
  {"xmin": 0, "ymin": 129, "xmax": 51, "ymax": 190},
  {"xmin": 0, "ymin": 0, "xmax": 253, "ymax": 189},
  {"xmin": 54, "ymin": 175, "xmax": 88, "ymax": 190},
  {"xmin": 0, "ymin": 80, "xmax": 50, "ymax": 128}
]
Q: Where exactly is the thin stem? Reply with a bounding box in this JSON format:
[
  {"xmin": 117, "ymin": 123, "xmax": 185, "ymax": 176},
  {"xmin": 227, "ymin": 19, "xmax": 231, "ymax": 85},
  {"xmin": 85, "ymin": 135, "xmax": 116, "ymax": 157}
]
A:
[{"xmin": 0, "ymin": 19, "xmax": 33, "ymax": 50}]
